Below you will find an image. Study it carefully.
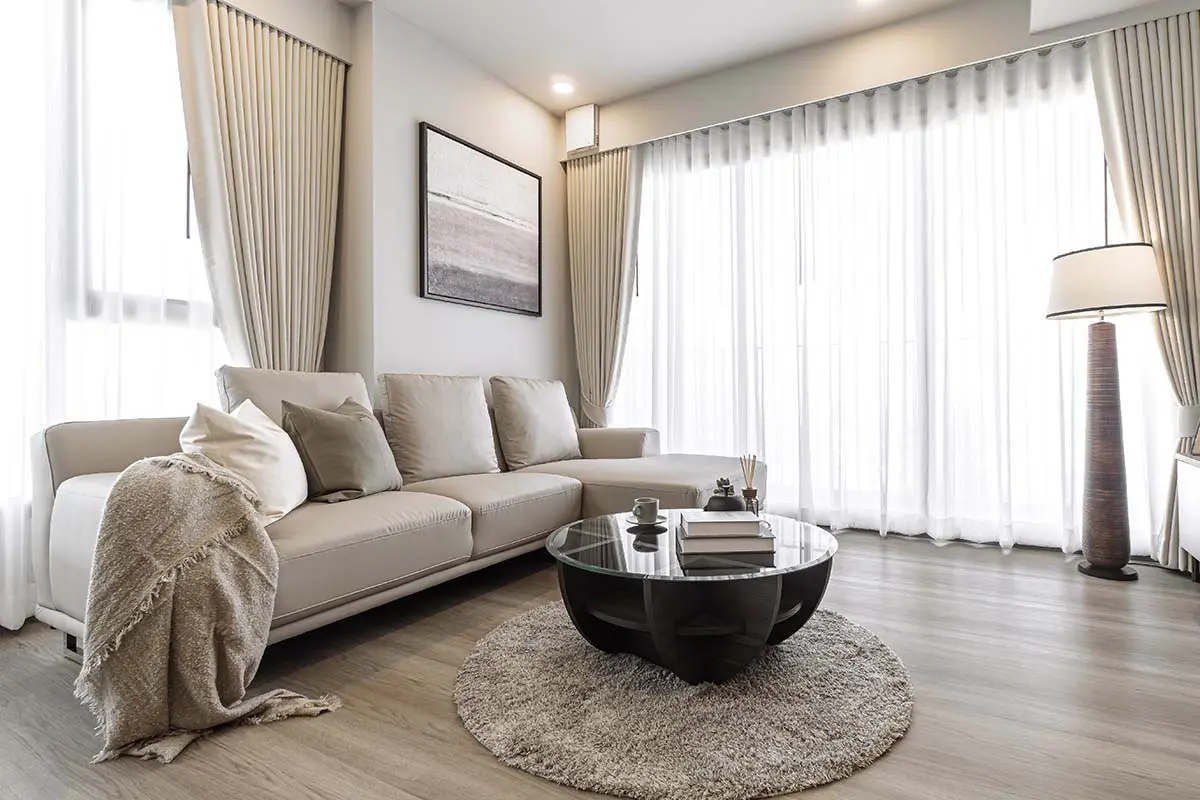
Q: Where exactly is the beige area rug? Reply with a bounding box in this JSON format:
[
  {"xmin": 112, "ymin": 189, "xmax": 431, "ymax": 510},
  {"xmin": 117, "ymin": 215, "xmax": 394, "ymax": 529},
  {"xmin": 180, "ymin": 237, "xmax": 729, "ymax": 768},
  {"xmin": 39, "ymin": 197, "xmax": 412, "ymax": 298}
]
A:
[{"xmin": 455, "ymin": 603, "xmax": 912, "ymax": 800}]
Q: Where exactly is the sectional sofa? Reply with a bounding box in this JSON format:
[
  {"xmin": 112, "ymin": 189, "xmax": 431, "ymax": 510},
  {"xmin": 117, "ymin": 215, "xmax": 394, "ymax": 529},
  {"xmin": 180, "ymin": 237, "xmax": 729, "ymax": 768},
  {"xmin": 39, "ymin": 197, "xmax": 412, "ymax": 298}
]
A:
[{"xmin": 31, "ymin": 368, "xmax": 763, "ymax": 649}]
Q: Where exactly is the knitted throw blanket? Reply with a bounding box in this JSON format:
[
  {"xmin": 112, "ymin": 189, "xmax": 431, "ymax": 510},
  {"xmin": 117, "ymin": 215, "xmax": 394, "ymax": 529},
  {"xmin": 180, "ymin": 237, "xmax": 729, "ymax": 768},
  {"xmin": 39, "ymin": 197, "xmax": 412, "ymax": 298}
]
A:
[{"xmin": 74, "ymin": 452, "xmax": 339, "ymax": 763}]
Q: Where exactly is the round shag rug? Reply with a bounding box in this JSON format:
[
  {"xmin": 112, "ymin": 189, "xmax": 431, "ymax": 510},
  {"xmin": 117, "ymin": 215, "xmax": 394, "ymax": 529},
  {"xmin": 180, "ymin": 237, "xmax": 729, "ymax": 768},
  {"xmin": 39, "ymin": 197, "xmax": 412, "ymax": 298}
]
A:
[{"xmin": 455, "ymin": 603, "xmax": 912, "ymax": 800}]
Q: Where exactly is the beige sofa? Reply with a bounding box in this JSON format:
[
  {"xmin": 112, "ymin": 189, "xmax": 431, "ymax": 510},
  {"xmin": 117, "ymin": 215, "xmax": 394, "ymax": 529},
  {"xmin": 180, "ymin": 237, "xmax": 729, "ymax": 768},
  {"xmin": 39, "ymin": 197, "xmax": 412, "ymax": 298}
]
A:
[{"xmin": 30, "ymin": 371, "xmax": 762, "ymax": 649}]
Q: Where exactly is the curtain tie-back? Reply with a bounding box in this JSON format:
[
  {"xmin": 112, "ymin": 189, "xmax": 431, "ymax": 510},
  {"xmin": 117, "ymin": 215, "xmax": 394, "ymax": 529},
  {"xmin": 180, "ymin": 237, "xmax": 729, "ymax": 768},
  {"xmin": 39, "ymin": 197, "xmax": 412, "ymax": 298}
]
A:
[
  {"xmin": 581, "ymin": 397, "xmax": 610, "ymax": 429},
  {"xmin": 1177, "ymin": 405, "xmax": 1200, "ymax": 439}
]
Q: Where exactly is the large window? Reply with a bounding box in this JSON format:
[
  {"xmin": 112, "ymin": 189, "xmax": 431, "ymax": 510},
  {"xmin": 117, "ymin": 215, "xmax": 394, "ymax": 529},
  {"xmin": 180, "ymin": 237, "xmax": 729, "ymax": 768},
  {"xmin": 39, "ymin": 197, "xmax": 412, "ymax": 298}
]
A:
[
  {"xmin": 0, "ymin": 0, "xmax": 228, "ymax": 629},
  {"xmin": 612, "ymin": 44, "xmax": 1175, "ymax": 553},
  {"xmin": 58, "ymin": 0, "xmax": 226, "ymax": 418}
]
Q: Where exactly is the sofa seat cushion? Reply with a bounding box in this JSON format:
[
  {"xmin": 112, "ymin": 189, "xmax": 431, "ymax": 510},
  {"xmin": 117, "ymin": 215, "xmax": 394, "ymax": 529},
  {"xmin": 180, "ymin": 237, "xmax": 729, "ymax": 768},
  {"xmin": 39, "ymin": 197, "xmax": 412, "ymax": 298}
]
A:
[
  {"xmin": 266, "ymin": 491, "xmax": 472, "ymax": 625},
  {"xmin": 404, "ymin": 472, "xmax": 582, "ymax": 556},
  {"xmin": 521, "ymin": 454, "xmax": 761, "ymax": 518},
  {"xmin": 47, "ymin": 472, "xmax": 120, "ymax": 621}
]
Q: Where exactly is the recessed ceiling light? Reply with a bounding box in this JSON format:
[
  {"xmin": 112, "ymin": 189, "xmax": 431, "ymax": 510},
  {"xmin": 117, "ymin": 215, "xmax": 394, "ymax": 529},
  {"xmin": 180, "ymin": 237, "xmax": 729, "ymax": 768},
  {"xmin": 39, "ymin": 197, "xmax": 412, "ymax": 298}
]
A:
[{"xmin": 552, "ymin": 79, "xmax": 575, "ymax": 95}]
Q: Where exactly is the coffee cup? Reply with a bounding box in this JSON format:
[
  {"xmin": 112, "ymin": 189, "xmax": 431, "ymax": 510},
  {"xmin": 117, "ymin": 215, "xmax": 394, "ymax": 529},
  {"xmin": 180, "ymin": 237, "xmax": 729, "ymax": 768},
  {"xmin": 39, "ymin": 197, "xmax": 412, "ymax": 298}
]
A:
[{"xmin": 632, "ymin": 497, "xmax": 660, "ymax": 524}]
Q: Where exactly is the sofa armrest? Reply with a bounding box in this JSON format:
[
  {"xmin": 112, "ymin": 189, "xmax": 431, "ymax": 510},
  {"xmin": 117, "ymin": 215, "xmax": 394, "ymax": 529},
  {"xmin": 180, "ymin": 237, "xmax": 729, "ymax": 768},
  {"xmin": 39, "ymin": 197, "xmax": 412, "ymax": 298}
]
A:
[
  {"xmin": 577, "ymin": 427, "xmax": 661, "ymax": 459},
  {"xmin": 31, "ymin": 417, "xmax": 187, "ymax": 610}
]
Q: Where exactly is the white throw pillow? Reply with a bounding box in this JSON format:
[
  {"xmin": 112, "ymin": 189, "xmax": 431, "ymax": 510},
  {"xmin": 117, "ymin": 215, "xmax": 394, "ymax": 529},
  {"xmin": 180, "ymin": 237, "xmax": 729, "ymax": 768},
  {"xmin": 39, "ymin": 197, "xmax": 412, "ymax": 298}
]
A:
[
  {"xmin": 377, "ymin": 373, "xmax": 499, "ymax": 483},
  {"xmin": 490, "ymin": 376, "xmax": 581, "ymax": 471},
  {"xmin": 180, "ymin": 400, "xmax": 309, "ymax": 523}
]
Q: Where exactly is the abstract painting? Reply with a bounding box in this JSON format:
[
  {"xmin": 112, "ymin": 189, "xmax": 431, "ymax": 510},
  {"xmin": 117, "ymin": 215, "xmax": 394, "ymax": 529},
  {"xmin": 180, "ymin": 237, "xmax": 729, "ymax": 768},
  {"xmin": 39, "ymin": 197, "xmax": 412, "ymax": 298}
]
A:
[{"xmin": 419, "ymin": 123, "xmax": 542, "ymax": 316}]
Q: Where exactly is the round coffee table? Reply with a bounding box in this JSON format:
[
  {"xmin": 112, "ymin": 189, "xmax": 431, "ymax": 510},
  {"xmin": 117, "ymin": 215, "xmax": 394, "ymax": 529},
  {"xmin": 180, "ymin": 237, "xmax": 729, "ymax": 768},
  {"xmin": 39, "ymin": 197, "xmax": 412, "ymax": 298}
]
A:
[{"xmin": 546, "ymin": 512, "xmax": 838, "ymax": 685}]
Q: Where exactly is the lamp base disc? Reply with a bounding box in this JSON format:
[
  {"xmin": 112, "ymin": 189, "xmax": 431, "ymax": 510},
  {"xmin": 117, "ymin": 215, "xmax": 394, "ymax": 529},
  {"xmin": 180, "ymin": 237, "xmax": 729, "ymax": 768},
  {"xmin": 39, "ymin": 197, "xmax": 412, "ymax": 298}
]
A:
[{"xmin": 1077, "ymin": 561, "xmax": 1138, "ymax": 581}]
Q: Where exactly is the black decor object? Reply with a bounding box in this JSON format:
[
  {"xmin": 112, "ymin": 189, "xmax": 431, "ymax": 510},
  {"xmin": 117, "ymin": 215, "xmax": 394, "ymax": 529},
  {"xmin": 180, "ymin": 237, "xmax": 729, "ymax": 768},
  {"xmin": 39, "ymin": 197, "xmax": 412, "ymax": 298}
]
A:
[{"xmin": 705, "ymin": 477, "xmax": 747, "ymax": 512}]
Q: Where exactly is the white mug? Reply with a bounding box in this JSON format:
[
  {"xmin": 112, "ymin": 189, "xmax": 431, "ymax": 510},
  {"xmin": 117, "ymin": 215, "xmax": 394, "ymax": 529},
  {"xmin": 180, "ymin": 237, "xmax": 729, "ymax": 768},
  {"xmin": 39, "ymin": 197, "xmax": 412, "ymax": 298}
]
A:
[{"xmin": 632, "ymin": 497, "xmax": 660, "ymax": 524}]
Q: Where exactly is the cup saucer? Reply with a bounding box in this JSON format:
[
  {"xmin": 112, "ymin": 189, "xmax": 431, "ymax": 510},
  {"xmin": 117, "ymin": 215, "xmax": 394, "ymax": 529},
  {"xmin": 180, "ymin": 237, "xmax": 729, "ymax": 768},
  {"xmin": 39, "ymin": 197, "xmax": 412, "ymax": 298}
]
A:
[{"xmin": 624, "ymin": 514, "xmax": 668, "ymax": 528}]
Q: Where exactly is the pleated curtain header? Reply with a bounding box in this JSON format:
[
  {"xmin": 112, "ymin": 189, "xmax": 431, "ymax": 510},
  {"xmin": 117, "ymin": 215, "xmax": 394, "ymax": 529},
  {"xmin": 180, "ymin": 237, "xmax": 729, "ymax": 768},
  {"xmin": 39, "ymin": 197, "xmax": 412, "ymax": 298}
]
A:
[
  {"xmin": 646, "ymin": 40, "xmax": 1089, "ymax": 170},
  {"xmin": 205, "ymin": 0, "xmax": 349, "ymax": 66}
]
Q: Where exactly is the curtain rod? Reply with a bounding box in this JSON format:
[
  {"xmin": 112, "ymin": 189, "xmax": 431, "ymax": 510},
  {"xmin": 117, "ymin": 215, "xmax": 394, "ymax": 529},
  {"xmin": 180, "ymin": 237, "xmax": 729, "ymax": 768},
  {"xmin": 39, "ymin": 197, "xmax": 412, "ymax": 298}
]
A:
[
  {"xmin": 629, "ymin": 37, "xmax": 1088, "ymax": 147},
  {"xmin": 213, "ymin": 0, "xmax": 351, "ymax": 66}
]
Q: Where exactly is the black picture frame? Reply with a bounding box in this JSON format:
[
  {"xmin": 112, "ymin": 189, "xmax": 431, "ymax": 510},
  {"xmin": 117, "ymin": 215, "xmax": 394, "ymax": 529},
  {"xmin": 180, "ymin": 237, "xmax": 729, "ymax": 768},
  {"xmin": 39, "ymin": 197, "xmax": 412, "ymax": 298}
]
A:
[{"xmin": 419, "ymin": 122, "xmax": 543, "ymax": 317}]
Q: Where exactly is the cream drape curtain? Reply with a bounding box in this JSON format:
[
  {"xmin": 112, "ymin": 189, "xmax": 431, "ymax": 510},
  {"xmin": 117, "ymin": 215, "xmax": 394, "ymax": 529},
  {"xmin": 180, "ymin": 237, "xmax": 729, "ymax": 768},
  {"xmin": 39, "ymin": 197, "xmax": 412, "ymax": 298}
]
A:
[
  {"xmin": 1092, "ymin": 11, "xmax": 1200, "ymax": 572},
  {"xmin": 566, "ymin": 148, "xmax": 644, "ymax": 426},
  {"xmin": 172, "ymin": 0, "xmax": 346, "ymax": 371}
]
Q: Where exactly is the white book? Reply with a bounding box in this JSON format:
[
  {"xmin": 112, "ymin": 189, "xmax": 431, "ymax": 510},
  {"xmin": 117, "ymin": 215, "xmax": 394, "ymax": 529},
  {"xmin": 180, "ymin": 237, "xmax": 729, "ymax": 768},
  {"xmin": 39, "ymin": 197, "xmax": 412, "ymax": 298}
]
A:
[
  {"xmin": 679, "ymin": 510, "xmax": 762, "ymax": 538},
  {"xmin": 676, "ymin": 531, "xmax": 776, "ymax": 554}
]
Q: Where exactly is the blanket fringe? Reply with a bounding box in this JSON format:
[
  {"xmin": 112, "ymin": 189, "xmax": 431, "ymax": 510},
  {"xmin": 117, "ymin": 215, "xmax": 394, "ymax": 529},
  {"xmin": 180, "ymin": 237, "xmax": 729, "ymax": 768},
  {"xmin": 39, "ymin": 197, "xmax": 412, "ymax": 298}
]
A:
[
  {"xmin": 154, "ymin": 453, "xmax": 262, "ymax": 508},
  {"xmin": 89, "ymin": 695, "xmax": 342, "ymax": 764},
  {"xmin": 244, "ymin": 693, "xmax": 344, "ymax": 725}
]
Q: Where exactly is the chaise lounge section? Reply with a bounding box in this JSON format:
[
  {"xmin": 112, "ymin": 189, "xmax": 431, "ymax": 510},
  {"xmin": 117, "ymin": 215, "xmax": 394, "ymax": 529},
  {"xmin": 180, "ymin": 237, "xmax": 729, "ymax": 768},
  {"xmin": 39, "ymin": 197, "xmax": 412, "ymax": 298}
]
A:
[{"xmin": 30, "ymin": 369, "xmax": 764, "ymax": 648}]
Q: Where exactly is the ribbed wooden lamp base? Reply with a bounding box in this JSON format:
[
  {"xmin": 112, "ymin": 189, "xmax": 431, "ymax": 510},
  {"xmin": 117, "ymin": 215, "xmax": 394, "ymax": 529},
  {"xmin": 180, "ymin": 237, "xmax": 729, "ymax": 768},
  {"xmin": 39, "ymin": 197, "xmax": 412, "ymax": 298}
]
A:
[{"xmin": 1081, "ymin": 321, "xmax": 1137, "ymax": 581}]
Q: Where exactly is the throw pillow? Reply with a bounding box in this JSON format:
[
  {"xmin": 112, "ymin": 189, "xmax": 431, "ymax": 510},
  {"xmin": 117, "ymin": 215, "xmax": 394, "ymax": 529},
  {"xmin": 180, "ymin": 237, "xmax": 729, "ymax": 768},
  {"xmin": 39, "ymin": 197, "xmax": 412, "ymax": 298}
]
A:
[
  {"xmin": 180, "ymin": 400, "xmax": 309, "ymax": 523},
  {"xmin": 377, "ymin": 374, "xmax": 499, "ymax": 483},
  {"xmin": 490, "ymin": 376, "xmax": 581, "ymax": 471},
  {"xmin": 281, "ymin": 398, "xmax": 402, "ymax": 502},
  {"xmin": 215, "ymin": 365, "xmax": 373, "ymax": 426}
]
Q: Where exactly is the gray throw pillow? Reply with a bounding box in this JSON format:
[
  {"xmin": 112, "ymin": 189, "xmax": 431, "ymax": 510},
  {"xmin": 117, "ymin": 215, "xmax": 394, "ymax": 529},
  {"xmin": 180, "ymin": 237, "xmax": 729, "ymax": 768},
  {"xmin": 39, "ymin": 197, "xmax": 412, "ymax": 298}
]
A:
[{"xmin": 281, "ymin": 398, "xmax": 402, "ymax": 503}]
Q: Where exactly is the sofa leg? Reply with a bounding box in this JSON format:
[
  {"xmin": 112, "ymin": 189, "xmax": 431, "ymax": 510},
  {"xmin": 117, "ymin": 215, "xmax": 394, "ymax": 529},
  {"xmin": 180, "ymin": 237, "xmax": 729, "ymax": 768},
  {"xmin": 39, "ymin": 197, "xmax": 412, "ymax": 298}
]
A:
[{"xmin": 63, "ymin": 633, "xmax": 83, "ymax": 665}]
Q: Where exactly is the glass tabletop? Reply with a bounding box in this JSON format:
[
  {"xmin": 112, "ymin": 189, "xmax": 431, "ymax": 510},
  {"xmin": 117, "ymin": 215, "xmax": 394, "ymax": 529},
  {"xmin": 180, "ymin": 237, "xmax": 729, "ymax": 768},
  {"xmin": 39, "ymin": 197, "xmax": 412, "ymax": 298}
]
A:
[{"xmin": 546, "ymin": 511, "xmax": 838, "ymax": 582}]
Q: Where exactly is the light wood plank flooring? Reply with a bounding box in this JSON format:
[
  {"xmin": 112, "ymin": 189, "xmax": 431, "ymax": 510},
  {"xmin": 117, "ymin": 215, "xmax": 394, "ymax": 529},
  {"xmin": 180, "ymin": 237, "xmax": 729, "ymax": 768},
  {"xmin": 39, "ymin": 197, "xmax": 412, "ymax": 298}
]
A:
[{"xmin": 2, "ymin": 533, "xmax": 1198, "ymax": 800}]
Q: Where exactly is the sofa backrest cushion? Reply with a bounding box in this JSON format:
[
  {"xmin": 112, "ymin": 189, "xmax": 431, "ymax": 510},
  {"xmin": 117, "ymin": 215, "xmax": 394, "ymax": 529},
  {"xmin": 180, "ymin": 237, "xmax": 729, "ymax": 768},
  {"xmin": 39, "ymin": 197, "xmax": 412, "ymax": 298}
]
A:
[
  {"xmin": 216, "ymin": 365, "xmax": 372, "ymax": 426},
  {"xmin": 281, "ymin": 398, "xmax": 402, "ymax": 502},
  {"xmin": 377, "ymin": 373, "xmax": 500, "ymax": 483},
  {"xmin": 490, "ymin": 376, "xmax": 582, "ymax": 471}
]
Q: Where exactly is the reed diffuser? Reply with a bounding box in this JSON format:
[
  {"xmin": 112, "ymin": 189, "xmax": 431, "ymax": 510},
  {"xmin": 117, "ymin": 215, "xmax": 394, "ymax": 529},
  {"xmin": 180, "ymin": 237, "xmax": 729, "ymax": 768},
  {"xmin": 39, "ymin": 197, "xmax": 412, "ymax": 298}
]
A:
[{"xmin": 740, "ymin": 455, "xmax": 760, "ymax": 515}]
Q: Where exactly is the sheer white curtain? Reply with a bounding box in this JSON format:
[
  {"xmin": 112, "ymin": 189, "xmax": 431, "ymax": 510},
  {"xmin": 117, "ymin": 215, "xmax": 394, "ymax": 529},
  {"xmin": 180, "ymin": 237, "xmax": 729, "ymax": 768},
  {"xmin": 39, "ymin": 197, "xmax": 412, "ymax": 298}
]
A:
[
  {"xmin": 614, "ymin": 43, "xmax": 1175, "ymax": 553},
  {"xmin": 0, "ymin": 0, "xmax": 228, "ymax": 630}
]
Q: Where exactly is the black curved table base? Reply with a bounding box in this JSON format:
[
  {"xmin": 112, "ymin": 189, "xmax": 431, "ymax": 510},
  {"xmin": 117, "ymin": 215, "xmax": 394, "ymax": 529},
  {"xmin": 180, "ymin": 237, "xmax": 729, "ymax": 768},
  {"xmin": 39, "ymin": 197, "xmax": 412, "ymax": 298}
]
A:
[{"xmin": 557, "ymin": 558, "xmax": 834, "ymax": 685}]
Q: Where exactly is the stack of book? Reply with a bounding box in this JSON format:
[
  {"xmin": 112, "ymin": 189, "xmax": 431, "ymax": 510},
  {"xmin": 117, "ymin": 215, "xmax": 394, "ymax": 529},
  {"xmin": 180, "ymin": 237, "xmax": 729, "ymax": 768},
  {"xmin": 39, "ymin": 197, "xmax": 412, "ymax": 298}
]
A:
[{"xmin": 676, "ymin": 510, "xmax": 775, "ymax": 569}]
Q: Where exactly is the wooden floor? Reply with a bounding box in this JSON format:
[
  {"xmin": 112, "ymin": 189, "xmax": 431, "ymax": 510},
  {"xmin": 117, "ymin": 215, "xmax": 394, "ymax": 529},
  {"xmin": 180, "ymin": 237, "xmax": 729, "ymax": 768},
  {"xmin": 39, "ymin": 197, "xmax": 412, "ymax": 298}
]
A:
[{"xmin": 2, "ymin": 533, "xmax": 1199, "ymax": 800}]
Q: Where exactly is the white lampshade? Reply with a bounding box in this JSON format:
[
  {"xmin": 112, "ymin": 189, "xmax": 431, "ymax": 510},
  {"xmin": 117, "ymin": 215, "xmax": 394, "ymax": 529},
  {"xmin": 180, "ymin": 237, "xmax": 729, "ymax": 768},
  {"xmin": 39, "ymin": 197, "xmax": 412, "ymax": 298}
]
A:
[{"xmin": 1046, "ymin": 243, "xmax": 1166, "ymax": 320}]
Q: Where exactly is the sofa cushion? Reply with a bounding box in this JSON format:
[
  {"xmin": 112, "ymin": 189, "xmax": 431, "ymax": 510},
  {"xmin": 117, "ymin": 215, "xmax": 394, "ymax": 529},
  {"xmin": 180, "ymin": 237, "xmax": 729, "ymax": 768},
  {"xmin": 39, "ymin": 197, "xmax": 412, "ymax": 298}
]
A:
[
  {"xmin": 404, "ymin": 472, "xmax": 582, "ymax": 556},
  {"xmin": 490, "ymin": 376, "xmax": 581, "ymax": 470},
  {"xmin": 266, "ymin": 491, "xmax": 472, "ymax": 625},
  {"xmin": 216, "ymin": 365, "xmax": 372, "ymax": 426},
  {"xmin": 281, "ymin": 398, "xmax": 402, "ymax": 501},
  {"xmin": 47, "ymin": 472, "xmax": 119, "ymax": 621},
  {"xmin": 180, "ymin": 400, "xmax": 309, "ymax": 523},
  {"xmin": 378, "ymin": 373, "xmax": 499, "ymax": 483},
  {"xmin": 521, "ymin": 454, "xmax": 761, "ymax": 518}
]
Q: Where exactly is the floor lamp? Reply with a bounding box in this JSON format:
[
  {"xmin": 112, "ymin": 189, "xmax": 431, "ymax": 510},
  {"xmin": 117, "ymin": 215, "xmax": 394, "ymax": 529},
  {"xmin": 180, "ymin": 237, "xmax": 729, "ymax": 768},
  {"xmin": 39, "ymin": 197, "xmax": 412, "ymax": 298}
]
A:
[{"xmin": 1046, "ymin": 243, "xmax": 1167, "ymax": 581}]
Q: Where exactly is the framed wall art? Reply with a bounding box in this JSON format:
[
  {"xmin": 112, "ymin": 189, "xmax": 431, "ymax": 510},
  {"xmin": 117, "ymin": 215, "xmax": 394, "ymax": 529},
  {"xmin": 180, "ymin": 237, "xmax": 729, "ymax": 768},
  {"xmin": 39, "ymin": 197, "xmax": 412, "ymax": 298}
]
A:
[{"xmin": 419, "ymin": 122, "xmax": 542, "ymax": 316}]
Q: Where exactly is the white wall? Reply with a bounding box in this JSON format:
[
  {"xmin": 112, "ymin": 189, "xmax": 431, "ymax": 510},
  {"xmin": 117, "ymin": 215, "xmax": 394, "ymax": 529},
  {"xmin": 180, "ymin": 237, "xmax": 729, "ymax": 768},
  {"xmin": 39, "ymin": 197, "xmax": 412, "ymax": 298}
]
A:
[
  {"xmin": 326, "ymin": 4, "xmax": 574, "ymax": 398},
  {"xmin": 598, "ymin": 0, "xmax": 1200, "ymax": 151},
  {"xmin": 224, "ymin": 0, "xmax": 354, "ymax": 63}
]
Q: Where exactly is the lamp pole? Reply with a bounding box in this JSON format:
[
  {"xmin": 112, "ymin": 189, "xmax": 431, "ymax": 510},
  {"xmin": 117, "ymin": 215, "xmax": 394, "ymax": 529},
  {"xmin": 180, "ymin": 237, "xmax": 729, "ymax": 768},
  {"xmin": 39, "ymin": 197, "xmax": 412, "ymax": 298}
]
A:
[{"xmin": 1081, "ymin": 316, "xmax": 1135, "ymax": 580}]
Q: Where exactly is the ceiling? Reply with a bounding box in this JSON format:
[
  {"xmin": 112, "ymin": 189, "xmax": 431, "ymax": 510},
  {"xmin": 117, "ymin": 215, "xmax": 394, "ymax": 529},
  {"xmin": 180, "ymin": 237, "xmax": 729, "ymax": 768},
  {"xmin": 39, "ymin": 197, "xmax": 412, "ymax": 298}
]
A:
[
  {"xmin": 1029, "ymin": 0, "xmax": 1160, "ymax": 32},
  {"xmin": 376, "ymin": 0, "xmax": 968, "ymax": 112}
]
